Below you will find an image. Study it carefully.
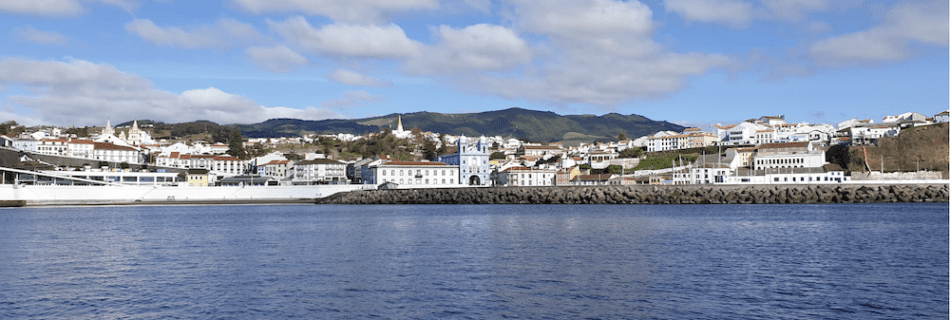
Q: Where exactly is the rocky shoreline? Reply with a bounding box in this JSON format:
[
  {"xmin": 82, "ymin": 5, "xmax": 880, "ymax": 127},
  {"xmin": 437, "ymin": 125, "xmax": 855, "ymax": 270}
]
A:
[{"xmin": 317, "ymin": 184, "xmax": 949, "ymax": 205}]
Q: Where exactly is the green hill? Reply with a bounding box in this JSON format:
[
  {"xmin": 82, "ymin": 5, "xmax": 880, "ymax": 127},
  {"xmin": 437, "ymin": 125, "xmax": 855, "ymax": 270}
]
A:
[{"xmin": 236, "ymin": 108, "xmax": 684, "ymax": 143}]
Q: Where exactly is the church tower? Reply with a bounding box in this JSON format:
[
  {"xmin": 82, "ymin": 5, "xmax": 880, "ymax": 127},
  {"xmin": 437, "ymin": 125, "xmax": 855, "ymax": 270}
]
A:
[
  {"xmin": 103, "ymin": 119, "xmax": 115, "ymax": 136},
  {"xmin": 396, "ymin": 115, "xmax": 404, "ymax": 132}
]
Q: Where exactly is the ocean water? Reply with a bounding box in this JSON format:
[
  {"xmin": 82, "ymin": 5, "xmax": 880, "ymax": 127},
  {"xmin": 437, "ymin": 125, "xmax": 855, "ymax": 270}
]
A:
[{"xmin": 0, "ymin": 203, "xmax": 946, "ymax": 319}]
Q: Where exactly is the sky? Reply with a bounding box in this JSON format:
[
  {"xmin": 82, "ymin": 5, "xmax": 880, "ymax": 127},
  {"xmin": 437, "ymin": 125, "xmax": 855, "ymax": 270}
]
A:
[{"xmin": 0, "ymin": 0, "xmax": 946, "ymax": 129}]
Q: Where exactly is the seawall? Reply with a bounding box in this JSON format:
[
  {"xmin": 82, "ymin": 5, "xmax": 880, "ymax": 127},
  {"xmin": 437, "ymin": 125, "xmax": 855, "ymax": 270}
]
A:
[
  {"xmin": 0, "ymin": 184, "xmax": 367, "ymax": 206},
  {"xmin": 317, "ymin": 184, "xmax": 949, "ymax": 205}
]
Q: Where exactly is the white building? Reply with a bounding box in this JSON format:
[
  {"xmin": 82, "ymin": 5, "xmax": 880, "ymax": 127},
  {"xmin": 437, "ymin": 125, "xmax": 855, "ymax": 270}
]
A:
[
  {"xmin": 93, "ymin": 142, "xmax": 143, "ymax": 164},
  {"xmin": 293, "ymin": 159, "xmax": 346, "ymax": 185},
  {"xmin": 436, "ymin": 135, "xmax": 491, "ymax": 186},
  {"xmin": 933, "ymin": 111, "xmax": 949, "ymax": 123},
  {"xmin": 492, "ymin": 167, "xmax": 557, "ymax": 187},
  {"xmin": 364, "ymin": 161, "xmax": 460, "ymax": 188},
  {"xmin": 751, "ymin": 142, "xmax": 825, "ymax": 171}
]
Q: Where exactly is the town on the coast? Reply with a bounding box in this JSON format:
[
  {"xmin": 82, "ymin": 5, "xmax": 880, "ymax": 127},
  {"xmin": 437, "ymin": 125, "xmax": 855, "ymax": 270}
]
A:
[{"xmin": 0, "ymin": 109, "xmax": 948, "ymax": 193}]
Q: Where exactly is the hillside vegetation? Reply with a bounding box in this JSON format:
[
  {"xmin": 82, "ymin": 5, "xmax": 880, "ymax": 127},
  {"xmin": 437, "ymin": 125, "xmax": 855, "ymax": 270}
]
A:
[
  {"xmin": 848, "ymin": 123, "xmax": 948, "ymax": 173},
  {"xmin": 235, "ymin": 108, "xmax": 684, "ymax": 143}
]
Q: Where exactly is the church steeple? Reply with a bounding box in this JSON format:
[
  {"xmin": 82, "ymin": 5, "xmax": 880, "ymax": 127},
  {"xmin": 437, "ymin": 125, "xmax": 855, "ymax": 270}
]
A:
[
  {"xmin": 103, "ymin": 119, "xmax": 115, "ymax": 136},
  {"xmin": 396, "ymin": 115, "xmax": 404, "ymax": 132}
]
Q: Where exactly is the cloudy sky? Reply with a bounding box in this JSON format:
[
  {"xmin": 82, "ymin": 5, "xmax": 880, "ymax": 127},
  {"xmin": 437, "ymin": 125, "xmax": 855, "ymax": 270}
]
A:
[{"xmin": 0, "ymin": 0, "xmax": 946, "ymax": 127}]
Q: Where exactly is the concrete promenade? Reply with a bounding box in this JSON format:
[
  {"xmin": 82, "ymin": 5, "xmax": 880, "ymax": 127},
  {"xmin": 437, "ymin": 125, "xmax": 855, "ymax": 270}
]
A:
[
  {"xmin": 318, "ymin": 183, "xmax": 949, "ymax": 205},
  {"xmin": 0, "ymin": 184, "xmax": 368, "ymax": 206}
]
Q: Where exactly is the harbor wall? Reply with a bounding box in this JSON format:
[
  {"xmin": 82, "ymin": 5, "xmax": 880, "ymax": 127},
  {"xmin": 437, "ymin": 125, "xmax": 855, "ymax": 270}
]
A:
[
  {"xmin": 318, "ymin": 184, "xmax": 949, "ymax": 205},
  {"xmin": 0, "ymin": 184, "xmax": 368, "ymax": 206}
]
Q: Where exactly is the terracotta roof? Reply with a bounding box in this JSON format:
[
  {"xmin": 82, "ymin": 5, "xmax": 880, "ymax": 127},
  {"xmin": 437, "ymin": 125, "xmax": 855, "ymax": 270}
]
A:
[
  {"xmin": 683, "ymin": 128, "xmax": 701, "ymax": 132},
  {"xmin": 94, "ymin": 142, "xmax": 138, "ymax": 151},
  {"xmin": 380, "ymin": 161, "xmax": 450, "ymax": 166},
  {"xmin": 503, "ymin": 167, "xmax": 556, "ymax": 173},
  {"xmin": 68, "ymin": 139, "xmax": 95, "ymax": 144},
  {"xmin": 756, "ymin": 142, "xmax": 809, "ymax": 150},
  {"xmin": 524, "ymin": 145, "xmax": 561, "ymax": 149},
  {"xmin": 574, "ymin": 174, "xmax": 613, "ymax": 181},
  {"xmin": 296, "ymin": 159, "xmax": 343, "ymax": 165},
  {"xmin": 41, "ymin": 138, "xmax": 69, "ymax": 143}
]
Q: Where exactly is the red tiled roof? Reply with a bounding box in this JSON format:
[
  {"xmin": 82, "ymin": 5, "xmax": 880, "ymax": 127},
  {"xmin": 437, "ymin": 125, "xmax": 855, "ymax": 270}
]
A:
[
  {"xmin": 756, "ymin": 142, "xmax": 809, "ymax": 150},
  {"xmin": 574, "ymin": 174, "xmax": 613, "ymax": 181},
  {"xmin": 382, "ymin": 161, "xmax": 450, "ymax": 166},
  {"xmin": 94, "ymin": 142, "xmax": 138, "ymax": 151}
]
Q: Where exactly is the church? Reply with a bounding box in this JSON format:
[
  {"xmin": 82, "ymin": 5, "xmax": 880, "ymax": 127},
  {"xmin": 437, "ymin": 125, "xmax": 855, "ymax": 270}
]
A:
[
  {"xmin": 436, "ymin": 135, "xmax": 491, "ymax": 186},
  {"xmin": 97, "ymin": 120, "xmax": 154, "ymax": 147}
]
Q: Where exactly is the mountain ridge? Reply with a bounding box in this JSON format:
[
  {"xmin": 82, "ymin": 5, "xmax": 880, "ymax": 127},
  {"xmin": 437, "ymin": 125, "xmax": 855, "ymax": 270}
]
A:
[{"xmin": 236, "ymin": 107, "xmax": 685, "ymax": 142}]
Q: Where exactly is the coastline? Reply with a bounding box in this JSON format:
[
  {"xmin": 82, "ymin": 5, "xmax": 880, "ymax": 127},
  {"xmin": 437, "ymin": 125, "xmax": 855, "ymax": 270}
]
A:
[{"xmin": 317, "ymin": 183, "xmax": 950, "ymax": 205}]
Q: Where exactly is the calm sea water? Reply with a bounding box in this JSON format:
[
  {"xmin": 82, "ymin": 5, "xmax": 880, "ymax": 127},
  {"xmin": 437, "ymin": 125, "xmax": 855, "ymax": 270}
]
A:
[{"xmin": 0, "ymin": 204, "xmax": 946, "ymax": 319}]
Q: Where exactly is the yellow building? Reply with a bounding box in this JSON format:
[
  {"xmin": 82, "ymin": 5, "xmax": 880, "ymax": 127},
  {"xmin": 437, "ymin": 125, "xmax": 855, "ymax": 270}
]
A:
[{"xmin": 186, "ymin": 169, "xmax": 210, "ymax": 187}]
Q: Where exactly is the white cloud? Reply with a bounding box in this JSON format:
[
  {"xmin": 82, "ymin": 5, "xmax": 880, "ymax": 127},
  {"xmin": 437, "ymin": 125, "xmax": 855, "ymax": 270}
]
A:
[
  {"xmin": 455, "ymin": 0, "xmax": 732, "ymax": 106},
  {"xmin": 664, "ymin": 0, "xmax": 756, "ymax": 27},
  {"xmin": 0, "ymin": 57, "xmax": 342, "ymax": 125},
  {"xmin": 405, "ymin": 24, "xmax": 533, "ymax": 75},
  {"xmin": 810, "ymin": 1, "xmax": 949, "ymax": 65},
  {"xmin": 328, "ymin": 69, "xmax": 393, "ymax": 87},
  {"xmin": 513, "ymin": 0, "xmax": 655, "ymax": 39},
  {"xmin": 269, "ymin": 17, "xmax": 420, "ymax": 59},
  {"xmin": 245, "ymin": 45, "xmax": 309, "ymax": 73},
  {"xmin": 14, "ymin": 26, "xmax": 69, "ymax": 46},
  {"xmin": 761, "ymin": 0, "xmax": 827, "ymax": 21},
  {"xmin": 0, "ymin": 0, "xmax": 136, "ymax": 16},
  {"xmin": 321, "ymin": 90, "xmax": 385, "ymax": 109},
  {"xmin": 0, "ymin": 0, "xmax": 83, "ymax": 16},
  {"xmin": 232, "ymin": 0, "xmax": 439, "ymax": 24},
  {"xmin": 125, "ymin": 18, "xmax": 263, "ymax": 50}
]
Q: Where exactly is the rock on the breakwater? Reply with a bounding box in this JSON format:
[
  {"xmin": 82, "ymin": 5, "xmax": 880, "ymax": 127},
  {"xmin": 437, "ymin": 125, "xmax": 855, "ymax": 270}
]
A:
[{"xmin": 316, "ymin": 184, "xmax": 950, "ymax": 205}]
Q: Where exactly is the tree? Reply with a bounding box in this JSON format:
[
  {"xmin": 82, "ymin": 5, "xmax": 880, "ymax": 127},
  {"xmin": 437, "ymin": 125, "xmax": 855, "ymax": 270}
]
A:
[
  {"xmin": 422, "ymin": 140, "xmax": 437, "ymax": 161},
  {"xmin": 490, "ymin": 151, "xmax": 506, "ymax": 160},
  {"xmin": 606, "ymin": 164, "xmax": 622, "ymax": 174},
  {"xmin": 618, "ymin": 148, "xmax": 642, "ymax": 159},
  {"xmin": 618, "ymin": 133, "xmax": 628, "ymax": 141},
  {"xmin": 226, "ymin": 128, "xmax": 247, "ymax": 159}
]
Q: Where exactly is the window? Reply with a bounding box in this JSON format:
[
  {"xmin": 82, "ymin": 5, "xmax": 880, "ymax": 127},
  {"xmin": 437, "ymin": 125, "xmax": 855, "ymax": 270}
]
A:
[{"xmin": 400, "ymin": 170, "xmax": 404, "ymax": 176}]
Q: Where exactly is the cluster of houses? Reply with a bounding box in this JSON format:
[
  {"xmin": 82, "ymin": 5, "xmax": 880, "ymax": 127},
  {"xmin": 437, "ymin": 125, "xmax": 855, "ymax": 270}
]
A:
[{"xmin": 2, "ymin": 110, "xmax": 947, "ymax": 187}]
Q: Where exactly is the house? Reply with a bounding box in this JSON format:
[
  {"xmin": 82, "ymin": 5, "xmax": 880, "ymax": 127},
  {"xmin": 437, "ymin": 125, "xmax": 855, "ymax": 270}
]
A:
[
  {"xmin": 186, "ymin": 169, "xmax": 210, "ymax": 187},
  {"xmin": 849, "ymin": 123, "xmax": 900, "ymax": 146},
  {"xmin": 687, "ymin": 154, "xmax": 736, "ymax": 184},
  {"xmin": 364, "ymin": 161, "xmax": 460, "ymax": 188},
  {"xmin": 837, "ymin": 118, "xmax": 874, "ymax": 130},
  {"xmin": 293, "ymin": 159, "xmax": 347, "ymax": 185},
  {"xmin": 93, "ymin": 142, "xmax": 143, "ymax": 164},
  {"xmin": 883, "ymin": 112, "xmax": 927, "ymax": 123},
  {"xmin": 435, "ymin": 135, "xmax": 491, "ymax": 186},
  {"xmin": 523, "ymin": 145, "xmax": 562, "ymax": 157},
  {"xmin": 258, "ymin": 160, "xmax": 293, "ymax": 179},
  {"xmin": 934, "ymin": 110, "xmax": 949, "ymax": 123},
  {"xmin": 67, "ymin": 139, "xmax": 95, "ymax": 159},
  {"xmin": 492, "ymin": 167, "xmax": 557, "ymax": 187},
  {"xmin": 37, "ymin": 138, "xmax": 69, "ymax": 156},
  {"xmin": 759, "ymin": 115, "xmax": 786, "ymax": 126},
  {"xmin": 588, "ymin": 151, "xmax": 618, "ymax": 169}
]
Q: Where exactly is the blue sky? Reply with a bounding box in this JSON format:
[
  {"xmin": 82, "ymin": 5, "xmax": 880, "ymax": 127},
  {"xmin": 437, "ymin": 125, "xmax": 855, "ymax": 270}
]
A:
[{"xmin": 0, "ymin": 0, "xmax": 946, "ymax": 128}]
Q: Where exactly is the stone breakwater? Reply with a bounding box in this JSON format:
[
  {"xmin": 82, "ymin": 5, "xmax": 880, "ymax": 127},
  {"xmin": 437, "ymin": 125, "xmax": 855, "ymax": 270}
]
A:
[{"xmin": 317, "ymin": 184, "xmax": 949, "ymax": 205}]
